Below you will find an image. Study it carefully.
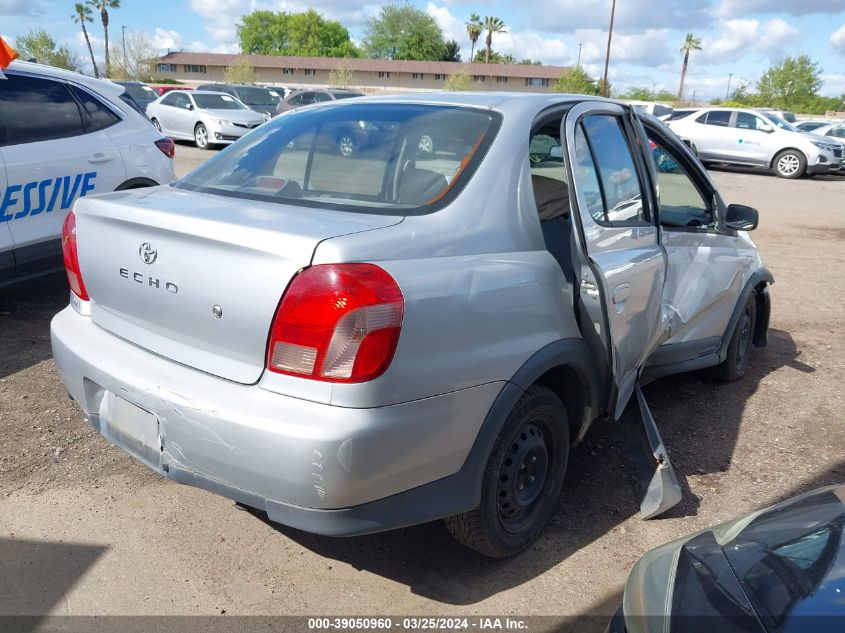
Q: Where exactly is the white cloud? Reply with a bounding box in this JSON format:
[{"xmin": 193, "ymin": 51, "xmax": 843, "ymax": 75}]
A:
[
  {"xmin": 520, "ymin": 0, "xmax": 713, "ymax": 34},
  {"xmin": 758, "ymin": 18, "xmax": 800, "ymax": 61},
  {"xmin": 832, "ymin": 24, "xmax": 845, "ymax": 55},
  {"xmin": 698, "ymin": 18, "xmax": 799, "ymax": 64},
  {"xmin": 714, "ymin": 0, "xmax": 845, "ymax": 18},
  {"xmin": 819, "ymin": 72, "xmax": 845, "ymax": 97}
]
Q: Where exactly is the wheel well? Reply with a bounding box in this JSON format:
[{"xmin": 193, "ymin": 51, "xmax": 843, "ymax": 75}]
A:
[
  {"xmin": 115, "ymin": 177, "xmax": 159, "ymax": 190},
  {"xmin": 195, "ymin": 121, "xmax": 205, "ymax": 131},
  {"xmin": 533, "ymin": 365, "xmax": 586, "ymax": 444},
  {"xmin": 769, "ymin": 147, "xmax": 806, "ymax": 168}
]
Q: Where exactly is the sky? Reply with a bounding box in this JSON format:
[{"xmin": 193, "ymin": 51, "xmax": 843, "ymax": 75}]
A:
[{"xmin": 2, "ymin": 0, "xmax": 845, "ymax": 99}]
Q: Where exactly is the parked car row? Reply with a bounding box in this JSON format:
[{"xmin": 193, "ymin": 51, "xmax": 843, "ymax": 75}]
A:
[{"xmin": 665, "ymin": 106, "xmax": 844, "ymax": 178}]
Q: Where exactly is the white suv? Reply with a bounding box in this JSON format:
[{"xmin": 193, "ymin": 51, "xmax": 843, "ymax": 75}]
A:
[
  {"xmin": 666, "ymin": 107, "xmax": 842, "ymax": 179},
  {"xmin": 0, "ymin": 61, "xmax": 176, "ymax": 285}
]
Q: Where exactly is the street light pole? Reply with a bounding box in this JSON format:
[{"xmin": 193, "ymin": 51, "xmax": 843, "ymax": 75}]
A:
[
  {"xmin": 726, "ymin": 73, "xmax": 733, "ymax": 101},
  {"xmin": 601, "ymin": 0, "xmax": 617, "ymax": 97},
  {"xmin": 121, "ymin": 25, "xmax": 127, "ymax": 75},
  {"xmin": 577, "ymin": 43, "xmax": 582, "ymax": 69}
]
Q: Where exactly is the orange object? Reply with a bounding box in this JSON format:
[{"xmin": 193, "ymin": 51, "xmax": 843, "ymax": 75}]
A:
[{"xmin": 0, "ymin": 36, "xmax": 19, "ymax": 69}]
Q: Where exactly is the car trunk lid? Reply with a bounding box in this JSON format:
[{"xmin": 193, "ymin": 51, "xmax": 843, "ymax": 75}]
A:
[{"xmin": 75, "ymin": 186, "xmax": 402, "ymax": 384}]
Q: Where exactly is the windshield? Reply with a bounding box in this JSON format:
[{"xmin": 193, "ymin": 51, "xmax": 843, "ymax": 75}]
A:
[
  {"xmin": 176, "ymin": 103, "xmax": 499, "ymax": 214},
  {"xmin": 122, "ymin": 84, "xmax": 156, "ymax": 101},
  {"xmin": 193, "ymin": 93, "xmax": 249, "ymax": 110},
  {"xmin": 762, "ymin": 112, "xmax": 799, "ymax": 132},
  {"xmin": 235, "ymin": 86, "xmax": 281, "ymax": 106}
]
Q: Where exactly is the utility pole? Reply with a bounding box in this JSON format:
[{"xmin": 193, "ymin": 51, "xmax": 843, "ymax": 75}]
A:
[
  {"xmin": 121, "ymin": 25, "xmax": 127, "ymax": 75},
  {"xmin": 726, "ymin": 73, "xmax": 733, "ymax": 101},
  {"xmin": 577, "ymin": 43, "xmax": 582, "ymax": 69},
  {"xmin": 601, "ymin": 0, "xmax": 617, "ymax": 97}
]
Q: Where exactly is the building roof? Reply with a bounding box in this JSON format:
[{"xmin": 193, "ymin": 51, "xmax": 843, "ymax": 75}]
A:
[{"xmin": 156, "ymin": 52, "xmax": 569, "ymax": 80}]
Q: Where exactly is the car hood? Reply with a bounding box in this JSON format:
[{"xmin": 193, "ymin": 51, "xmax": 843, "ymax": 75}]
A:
[
  {"xmin": 245, "ymin": 104, "xmax": 276, "ymax": 117},
  {"xmin": 623, "ymin": 486, "xmax": 845, "ymax": 633},
  {"xmin": 202, "ymin": 108, "xmax": 265, "ymax": 123},
  {"xmin": 806, "ymin": 132, "xmax": 844, "ymax": 147}
]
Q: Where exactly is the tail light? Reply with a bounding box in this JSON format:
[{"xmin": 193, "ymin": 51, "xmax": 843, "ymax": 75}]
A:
[
  {"xmin": 267, "ymin": 264, "xmax": 404, "ymax": 383},
  {"xmin": 155, "ymin": 137, "xmax": 175, "ymax": 158},
  {"xmin": 61, "ymin": 211, "xmax": 89, "ymax": 301}
]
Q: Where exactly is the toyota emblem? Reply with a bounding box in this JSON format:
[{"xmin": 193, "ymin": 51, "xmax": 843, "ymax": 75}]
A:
[{"xmin": 139, "ymin": 242, "xmax": 158, "ymax": 265}]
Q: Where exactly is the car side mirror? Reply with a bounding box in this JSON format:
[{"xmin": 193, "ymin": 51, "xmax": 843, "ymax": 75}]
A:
[
  {"xmin": 549, "ymin": 145, "xmax": 563, "ymax": 159},
  {"xmin": 186, "ymin": 103, "xmax": 194, "ymax": 111},
  {"xmin": 725, "ymin": 204, "xmax": 758, "ymax": 231},
  {"xmin": 760, "ymin": 123, "xmax": 774, "ymax": 133}
]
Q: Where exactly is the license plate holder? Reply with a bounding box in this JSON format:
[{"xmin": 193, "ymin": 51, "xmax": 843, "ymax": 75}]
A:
[{"xmin": 104, "ymin": 392, "xmax": 160, "ymax": 464}]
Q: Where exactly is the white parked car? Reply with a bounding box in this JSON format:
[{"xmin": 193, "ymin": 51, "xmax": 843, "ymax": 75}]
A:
[
  {"xmin": 146, "ymin": 90, "xmax": 267, "ymax": 150},
  {"xmin": 666, "ymin": 107, "xmax": 842, "ymax": 178},
  {"xmin": 0, "ymin": 61, "xmax": 176, "ymax": 286}
]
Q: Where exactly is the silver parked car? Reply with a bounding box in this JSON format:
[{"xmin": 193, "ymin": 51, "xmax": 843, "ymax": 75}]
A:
[
  {"xmin": 146, "ymin": 90, "xmax": 267, "ymax": 150},
  {"xmin": 666, "ymin": 107, "xmax": 842, "ymax": 178},
  {"xmin": 51, "ymin": 94, "xmax": 773, "ymax": 557}
]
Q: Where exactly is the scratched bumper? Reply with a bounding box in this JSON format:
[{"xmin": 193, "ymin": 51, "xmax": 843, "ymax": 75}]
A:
[{"xmin": 50, "ymin": 306, "xmax": 501, "ymax": 532}]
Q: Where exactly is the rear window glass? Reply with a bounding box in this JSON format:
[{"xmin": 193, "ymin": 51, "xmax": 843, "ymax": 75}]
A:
[
  {"xmin": 235, "ymin": 86, "xmax": 280, "ymax": 106},
  {"xmin": 122, "ymin": 83, "xmax": 157, "ymax": 101},
  {"xmin": 667, "ymin": 110, "xmax": 695, "ymax": 121},
  {"xmin": 193, "ymin": 93, "xmax": 248, "ymax": 110},
  {"xmin": 0, "ymin": 73, "xmax": 85, "ymax": 145},
  {"xmin": 175, "ymin": 104, "xmax": 499, "ymax": 214}
]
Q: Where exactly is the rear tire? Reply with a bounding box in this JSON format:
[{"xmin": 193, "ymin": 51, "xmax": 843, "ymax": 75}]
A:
[
  {"xmin": 338, "ymin": 130, "xmax": 355, "ymax": 157},
  {"xmin": 713, "ymin": 295, "xmax": 756, "ymax": 382},
  {"xmin": 444, "ymin": 385, "xmax": 569, "ymax": 558},
  {"xmin": 773, "ymin": 150, "xmax": 806, "ymax": 179}
]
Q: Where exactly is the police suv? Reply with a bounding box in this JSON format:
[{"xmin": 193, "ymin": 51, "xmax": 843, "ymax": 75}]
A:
[{"xmin": 0, "ymin": 61, "xmax": 176, "ymax": 285}]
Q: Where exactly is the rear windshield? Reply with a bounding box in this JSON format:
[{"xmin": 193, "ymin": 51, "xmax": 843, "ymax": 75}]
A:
[
  {"xmin": 193, "ymin": 93, "xmax": 248, "ymax": 110},
  {"xmin": 122, "ymin": 83, "xmax": 157, "ymax": 101},
  {"xmin": 175, "ymin": 103, "xmax": 499, "ymax": 214},
  {"xmin": 332, "ymin": 92, "xmax": 364, "ymax": 99},
  {"xmin": 235, "ymin": 86, "xmax": 281, "ymax": 106},
  {"xmin": 666, "ymin": 109, "xmax": 695, "ymax": 121}
]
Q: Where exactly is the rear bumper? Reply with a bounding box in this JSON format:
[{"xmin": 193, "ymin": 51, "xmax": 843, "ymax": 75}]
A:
[{"xmin": 50, "ymin": 306, "xmax": 502, "ymax": 535}]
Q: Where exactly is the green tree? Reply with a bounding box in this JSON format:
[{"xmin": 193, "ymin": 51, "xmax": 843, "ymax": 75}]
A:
[
  {"xmin": 441, "ymin": 39, "xmax": 461, "ymax": 62},
  {"xmin": 473, "ymin": 49, "xmax": 514, "ymax": 64},
  {"xmin": 519, "ymin": 58, "xmax": 542, "ymax": 65},
  {"xmin": 553, "ymin": 68, "xmax": 601, "ymax": 95},
  {"xmin": 87, "ymin": 0, "xmax": 120, "ymax": 78},
  {"xmin": 72, "ymin": 3, "xmax": 98, "ymax": 78},
  {"xmin": 14, "ymin": 29, "xmax": 81, "ymax": 71},
  {"xmin": 757, "ymin": 54, "xmax": 823, "ymax": 111},
  {"xmin": 654, "ymin": 89, "xmax": 676, "ymax": 101},
  {"xmin": 465, "ymin": 13, "xmax": 482, "ymax": 62},
  {"xmin": 223, "ymin": 56, "xmax": 258, "ymax": 84},
  {"xmin": 677, "ymin": 33, "xmax": 702, "ymax": 103},
  {"xmin": 621, "ymin": 86, "xmax": 654, "ymax": 100},
  {"xmin": 328, "ymin": 61, "xmax": 356, "ymax": 89},
  {"xmin": 443, "ymin": 70, "xmax": 475, "ymax": 91},
  {"xmin": 482, "ymin": 16, "xmax": 506, "ymax": 64},
  {"xmin": 362, "ymin": 4, "xmax": 446, "ymax": 60},
  {"xmin": 237, "ymin": 9, "xmax": 358, "ymax": 57}
]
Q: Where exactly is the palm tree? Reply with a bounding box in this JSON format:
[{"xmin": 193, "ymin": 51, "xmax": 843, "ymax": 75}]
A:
[
  {"xmin": 87, "ymin": 0, "xmax": 120, "ymax": 78},
  {"xmin": 466, "ymin": 14, "xmax": 482, "ymax": 63},
  {"xmin": 72, "ymin": 3, "xmax": 99, "ymax": 78},
  {"xmin": 677, "ymin": 33, "xmax": 702, "ymax": 104},
  {"xmin": 482, "ymin": 16, "xmax": 506, "ymax": 64}
]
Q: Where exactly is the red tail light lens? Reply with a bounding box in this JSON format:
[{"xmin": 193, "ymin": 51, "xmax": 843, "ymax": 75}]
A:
[
  {"xmin": 267, "ymin": 264, "xmax": 404, "ymax": 383},
  {"xmin": 61, "ymin": 211, "xmax": 89, "ymax": 301},
  {"xmin": 154, "ymin": 137, "xmax": 175, "ymax": 158}
]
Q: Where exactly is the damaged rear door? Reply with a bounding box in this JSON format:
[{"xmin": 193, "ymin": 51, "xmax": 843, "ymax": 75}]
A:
[{"xmin": 562, "ymin": 102, "xmax": 667, "ymax": 420}]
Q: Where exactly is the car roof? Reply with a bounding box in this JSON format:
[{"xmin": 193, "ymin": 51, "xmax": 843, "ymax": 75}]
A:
[
  {"xmin": 320, "ymin": 91, "xmax": 611, "ymax": 110},
  {"xmin": 7, "ymin": 60, "xmax": 125, "ymax": 99}
]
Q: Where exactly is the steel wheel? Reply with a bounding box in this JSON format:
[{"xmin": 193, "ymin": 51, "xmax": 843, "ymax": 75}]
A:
[
  {"xmin": 419, "ymin": 135, "xmax": 434, "ymax": 154},
  {"xmin": 497, "ymin": 422, "xmax": 550, "ymax": 534},
  {"xmin": 194, "ymin": 124, "xmax": 209, "ymax": 150}
]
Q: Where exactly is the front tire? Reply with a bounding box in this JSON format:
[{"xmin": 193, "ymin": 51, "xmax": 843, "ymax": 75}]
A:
[
  {"xmin": 714, "ymin": 295, "xmax": 756, "ymax": 382},
  {"xmin": 444, "ymin": 385, "xmax": 569, "ymax": 558},
  {"xmin": 773, "ymin": 150, "xmax": 806, "ymax": 179},
  {"xmin": 194, "ymin": 123, "xmax": 211, "ymax": 150}
]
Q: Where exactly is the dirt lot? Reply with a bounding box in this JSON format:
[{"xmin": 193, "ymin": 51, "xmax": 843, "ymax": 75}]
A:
[{"xmin": 1, "ymin": 144, "xmax": 844, "ymax": 627}]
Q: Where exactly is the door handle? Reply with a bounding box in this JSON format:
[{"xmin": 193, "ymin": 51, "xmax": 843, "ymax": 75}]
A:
[
  {"xmin": 88, "ymin": 153, "xmax": 114, "ymax": 164},
  {"xmin": 613, "ymin": 283, "xmax": 631, "ymax": 304}
]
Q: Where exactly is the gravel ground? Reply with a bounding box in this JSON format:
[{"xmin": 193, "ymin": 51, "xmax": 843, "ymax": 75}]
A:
[{"xmin": 1, "ymin": 145, "xmax": 843, "ymax": 628}]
